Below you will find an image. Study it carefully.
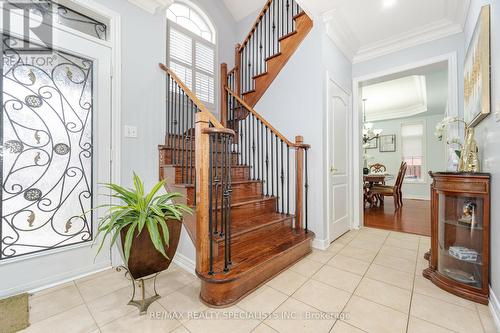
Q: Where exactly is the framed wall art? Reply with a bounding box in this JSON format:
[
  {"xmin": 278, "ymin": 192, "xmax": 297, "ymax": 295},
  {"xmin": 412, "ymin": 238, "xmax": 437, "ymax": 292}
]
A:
[
  {"xmin": 379, "ymin": 134, "xmax": 396, "ymax": 153},
  {"xmin": 464, "ymin": 5, "xmax": 491, "ymax": 127}
]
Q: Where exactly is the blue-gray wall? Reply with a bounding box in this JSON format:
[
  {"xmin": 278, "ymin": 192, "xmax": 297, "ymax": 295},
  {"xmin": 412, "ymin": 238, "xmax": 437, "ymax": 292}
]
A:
[{"xmin": 464, "ymin": 0, "xmax": 500, "ymax": 311}]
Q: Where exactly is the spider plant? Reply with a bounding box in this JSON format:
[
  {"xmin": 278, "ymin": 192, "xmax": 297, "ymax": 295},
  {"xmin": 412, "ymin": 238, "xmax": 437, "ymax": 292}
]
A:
[{"xmin": 95, "ymin": 173, "xmax": 192, "ymax": 264}]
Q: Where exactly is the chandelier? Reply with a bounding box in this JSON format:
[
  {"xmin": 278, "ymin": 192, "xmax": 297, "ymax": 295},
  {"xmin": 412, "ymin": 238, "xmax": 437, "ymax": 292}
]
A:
[{"xmin": 362, "ymin": 98, "xmax": 382, "ymax": 146}]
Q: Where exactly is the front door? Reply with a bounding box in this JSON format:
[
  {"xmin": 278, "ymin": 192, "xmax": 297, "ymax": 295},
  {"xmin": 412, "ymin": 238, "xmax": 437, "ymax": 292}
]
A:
[
  {"xmin": 0, "ymin": 5, "xmax": 112, "ymax": 296},
  {"xmin": 328, "ymin": 80, "xmax": 350, "ymax": 242}
]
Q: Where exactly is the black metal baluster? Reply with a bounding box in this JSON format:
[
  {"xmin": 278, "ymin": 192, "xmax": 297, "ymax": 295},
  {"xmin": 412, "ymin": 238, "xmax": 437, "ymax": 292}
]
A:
[
  {"xmin": 286, "ymin": 0, "xmax": 291, "ymax": 34},
  {"xmin": 275, "ymin": 135, "xmax": 279, "ymax": 212},
  {"xmin": 222, "ymin": 134, "xmax": 230, "ymax": 273},
  {"xmin": 166, "ymin": 75, "xmax": 170, "ymax": 149},
  {"xmin": 181, "ymin": 88, "xmax": 186, "ymax": 183},
  {"xmin": 280, "ymin": 140, "xmax": 284, "ymax": 214},
  {"xmin": 208, "ymin": 135, "xmax": 214, "ymax": 275},
  {"xmin": 252, "ymin": 114, "xmax": 256, "ymax": 180},
  {"xmin": 265, "ymin": 126, "xmax": 269, "ymax": 196},
  {"xmin": 214, "ymin": 130, "xmax": 220, "ymax": 235},
  {"xmin": 287, "ymin": 145, "xmax": 290, "ymax": 215},
  {"xmin": 246, "ymin": 114, "xmax": 250, "ymax": 179},
  {"xmin": 260, "ymin": 121, "xmax": 264, "ymax": 191},
  {"xmin": 305, "ymin": 148, "xmax": 309, "ymax": 233},
  {"xmin": 270, "ymin": 133, "xmax": 274, "ymax": 197},
  {"xmin": 273, "ymin": 1, "xmax": 278, "ymax": 55},
  {"xmin": 228, "ymin": 135, "xmax": 233, "ymax": 267}
]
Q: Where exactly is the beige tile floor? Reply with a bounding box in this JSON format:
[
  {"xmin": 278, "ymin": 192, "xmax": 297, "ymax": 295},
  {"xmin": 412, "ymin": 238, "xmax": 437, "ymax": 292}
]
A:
[{"xmin": 22, "ymin": 227, "xmax": 498, "ymax": 333}]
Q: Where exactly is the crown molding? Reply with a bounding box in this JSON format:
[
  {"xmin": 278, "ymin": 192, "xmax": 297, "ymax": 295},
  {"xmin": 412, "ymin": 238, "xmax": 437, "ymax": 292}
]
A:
[
  {"xmin": 323, "ymin": 0, "xmax": 469, "ymax": 64},
  {"xmin": 353, "ymin": 18, "xmax": 463, "ymax": 64},
  {"xmin": 127, "ymin": 0, "xmax": 173, "ymax": 14}
]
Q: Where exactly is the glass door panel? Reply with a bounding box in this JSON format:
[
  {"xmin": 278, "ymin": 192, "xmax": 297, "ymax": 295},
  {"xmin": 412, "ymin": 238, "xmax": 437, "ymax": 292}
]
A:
[{"xmin": 437, "ymin": 193, "xmax": 484, "ymax": 288}]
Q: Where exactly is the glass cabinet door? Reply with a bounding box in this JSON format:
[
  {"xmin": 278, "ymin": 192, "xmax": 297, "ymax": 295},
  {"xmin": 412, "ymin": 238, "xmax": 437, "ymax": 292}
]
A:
[{"xmin": 437, "ymin": 193, "xmax": 484, "ymax": 288}]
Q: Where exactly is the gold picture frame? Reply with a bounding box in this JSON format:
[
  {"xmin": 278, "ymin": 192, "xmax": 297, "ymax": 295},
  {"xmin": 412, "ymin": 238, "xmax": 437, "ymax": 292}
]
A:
[{"xmin": 464, "ymin": 5, "xmax": 491, "ymax": 127}]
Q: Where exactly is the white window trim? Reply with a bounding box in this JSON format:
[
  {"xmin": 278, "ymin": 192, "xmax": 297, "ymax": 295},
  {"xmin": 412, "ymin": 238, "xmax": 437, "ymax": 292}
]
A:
[
  {"xmin": 400, "ymin": 119, "xmax": 427, "ymax": 184},
  {"xmin": 167, "ymin": 20, "xmax": 216, "ymax": 109}
]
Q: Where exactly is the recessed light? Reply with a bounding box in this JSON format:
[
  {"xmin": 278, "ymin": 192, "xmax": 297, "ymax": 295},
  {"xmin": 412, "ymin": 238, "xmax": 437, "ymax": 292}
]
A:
[{"xmin": 383, "ymin": 0, "xmax": 397, "ymax": 8}]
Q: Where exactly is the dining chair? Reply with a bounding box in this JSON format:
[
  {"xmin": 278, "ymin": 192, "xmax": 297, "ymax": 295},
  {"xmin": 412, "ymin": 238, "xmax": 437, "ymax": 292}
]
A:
[
  {"xmin": 369, "ymin": 163, "xmax": 387, "ymax": 174},
  {"xmin": 370, "ymin": 162, "xmax": 407, "ymax": 210}
]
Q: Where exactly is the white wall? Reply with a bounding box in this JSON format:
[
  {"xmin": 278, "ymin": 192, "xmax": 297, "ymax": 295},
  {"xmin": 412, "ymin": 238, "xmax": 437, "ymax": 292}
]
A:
[
  {"xmin": 464, "ymin": 0, "xmax": 500, "ymax": 320},
  {"xmin": 0, "ymin": 0, "xmax": 237, "ymax": 296},
  {"xmin": 367, "ymin": 114, "xmax": 446, "ymax": 200},
  {"xmin": 234, "ymin": 14, "xmax": 353, "ymax": 245}
]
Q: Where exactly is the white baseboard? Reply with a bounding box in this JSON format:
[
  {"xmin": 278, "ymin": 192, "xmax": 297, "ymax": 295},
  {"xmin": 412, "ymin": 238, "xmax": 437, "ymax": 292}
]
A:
[
  {"xmin": 312, "ymin": 238, "xmax": 330, "ymax": 250},
  {"xmin": 490, "ymin": 287, "xmax": 500, "ymax": 332},
  {"xmin": 173, "ymin": 252, "xmax": 196, "ymax": 276},
  {"xmin": 0, "ymin": 263, "xmax": 111, "ymax": 298},
  {"xmin": 403, "ymin": 195, "xmax": 430, "ymax": 201}
]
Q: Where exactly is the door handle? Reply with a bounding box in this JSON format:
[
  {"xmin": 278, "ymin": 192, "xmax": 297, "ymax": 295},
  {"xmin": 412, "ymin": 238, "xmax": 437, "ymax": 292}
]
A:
[{"xmin": 330, "ymin": 166, "xmax": 338, "ymax": 173}]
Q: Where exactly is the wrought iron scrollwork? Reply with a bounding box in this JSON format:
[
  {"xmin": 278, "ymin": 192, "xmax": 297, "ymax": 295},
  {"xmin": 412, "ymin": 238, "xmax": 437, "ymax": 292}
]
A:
[
  {"xmin": 1, "ymin": 35, "xmax": 94, "ymax": 260},
  {"xmin": 6, "ymin": 0, "xmax": 107, "ymax": 40}
]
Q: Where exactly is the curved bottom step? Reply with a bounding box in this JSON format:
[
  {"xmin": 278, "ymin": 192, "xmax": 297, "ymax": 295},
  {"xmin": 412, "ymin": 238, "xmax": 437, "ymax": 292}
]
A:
[{"xmin": 197, "ymin": 226, "xmax": 314, "ymax": 307}]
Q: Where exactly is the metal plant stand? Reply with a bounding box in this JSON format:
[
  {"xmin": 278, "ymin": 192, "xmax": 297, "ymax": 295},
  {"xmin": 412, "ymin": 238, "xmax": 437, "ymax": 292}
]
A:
[{"xmin": 116, "ymin": 266, "xmax": 161, "ymax": 315}]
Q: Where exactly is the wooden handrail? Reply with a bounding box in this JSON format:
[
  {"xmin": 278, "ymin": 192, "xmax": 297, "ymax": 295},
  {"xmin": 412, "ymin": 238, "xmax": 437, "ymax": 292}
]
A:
[
  {"xmin": 202, "ymin": 127, "xmax": 236, "ymax": 137},
  {"xmin": 159, "ymin": 63, "xmax": 224, "ymax": 129},
  {"xmin": 226, "ymin": 87, "xmax": 310, "ymax": 149},
  {"xmin": 238, "ymin": 0, "xmax": 273, "ymax": 52}
]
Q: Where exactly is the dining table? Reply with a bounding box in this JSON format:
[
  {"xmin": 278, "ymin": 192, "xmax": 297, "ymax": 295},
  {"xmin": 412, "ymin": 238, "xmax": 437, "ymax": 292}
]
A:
[{"xmin": 363, "ymin": 173, "xmax": 388, "ymax": 207}]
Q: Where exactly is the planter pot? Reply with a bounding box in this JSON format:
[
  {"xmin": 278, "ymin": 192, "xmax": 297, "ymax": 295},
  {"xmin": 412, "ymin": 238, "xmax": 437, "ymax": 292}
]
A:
[{"xmin": 120, "ymin": 219, "xmax": 182, "ymax": 280}]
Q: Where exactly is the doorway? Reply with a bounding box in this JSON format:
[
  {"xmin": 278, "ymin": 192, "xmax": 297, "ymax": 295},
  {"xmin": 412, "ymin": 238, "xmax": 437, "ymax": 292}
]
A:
[
  {"xmin": 327, "ymin": 78, "xmax": 351, "ymax": 243},
  {"xmin": 352, "ymin": 54, "xmax": 459, "ymax": 236},
  {"xmin": 0, "ymin": 5, "xmax": 113, "ymax": 296}
]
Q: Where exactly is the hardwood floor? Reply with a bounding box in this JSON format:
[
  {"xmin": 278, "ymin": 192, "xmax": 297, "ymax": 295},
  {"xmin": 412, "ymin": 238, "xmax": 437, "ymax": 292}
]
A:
[{"xmin": 364, "ymin": 199, "xmax": 431, "ymax": 236}]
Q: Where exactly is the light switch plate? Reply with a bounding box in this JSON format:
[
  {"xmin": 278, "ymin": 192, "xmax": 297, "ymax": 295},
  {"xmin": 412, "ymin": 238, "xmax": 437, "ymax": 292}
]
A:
[{"xmin": 124, "ymin": 125, "xmax": 138, "ymax": 138}]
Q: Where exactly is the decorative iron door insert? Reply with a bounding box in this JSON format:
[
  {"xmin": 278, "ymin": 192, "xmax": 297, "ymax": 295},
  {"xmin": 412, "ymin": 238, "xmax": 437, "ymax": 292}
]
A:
[{"xmin": 1, "ymin": 35, "xmax": 94, "ymax": 260}]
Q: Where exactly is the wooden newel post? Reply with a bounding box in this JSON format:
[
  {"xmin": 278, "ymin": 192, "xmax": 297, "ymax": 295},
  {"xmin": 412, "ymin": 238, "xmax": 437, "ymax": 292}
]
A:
[
  {"xmin": 220, "ymin": 63, "xmax": 228, "ymax": 127},
  {"xmin": 195, "ymin": 112, "xmax": 211, "ymax": 273},
  {"xmin": 235, "ymin": 43, "xmax": 241, "ymax": 96},
  {"xmin": 295, "ymin": 136, "xmax": 304, "ymax": 230}
]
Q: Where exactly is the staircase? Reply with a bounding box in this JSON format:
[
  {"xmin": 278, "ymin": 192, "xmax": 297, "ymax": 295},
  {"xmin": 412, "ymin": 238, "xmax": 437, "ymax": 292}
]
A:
[
  {"xmin": 226, "ymin": 0, "xmax": 313, "ymax": 109},
  {"xmin": 159, "ymin": 0, "xmax": 313, "ymax": 307}
]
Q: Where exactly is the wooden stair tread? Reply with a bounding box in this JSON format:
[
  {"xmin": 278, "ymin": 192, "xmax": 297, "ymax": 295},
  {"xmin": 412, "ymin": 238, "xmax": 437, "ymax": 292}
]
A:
[
  {"xmin": 215, "ymin": 212, "xmax": 292, "ymax": 242},
  {"xmin": 201, "ymin": 223, "xmax": 312, "ymax": 280}
]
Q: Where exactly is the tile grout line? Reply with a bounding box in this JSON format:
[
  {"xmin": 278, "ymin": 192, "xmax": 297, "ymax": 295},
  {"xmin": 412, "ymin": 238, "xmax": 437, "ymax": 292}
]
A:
[
  {"xmin": 407, "ymin": 236, "xmax": 463, "ymax": 333},
  {"xmin": 330, "ymin": 229, "xmax": 390, "ymax": 332},
  {"xmin": 404, "ymin": 231, "xmax": 422, "ymax": 333},
  {"xmin": 74, "ymin": 280, "xmax": 101, "ymax": 332}
]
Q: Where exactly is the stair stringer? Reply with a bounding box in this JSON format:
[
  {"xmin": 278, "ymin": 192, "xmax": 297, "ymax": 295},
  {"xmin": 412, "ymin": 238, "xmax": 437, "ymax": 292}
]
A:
[{"xmin": 242, "ymin": 12, "xmax": 313, "ymax": 108}]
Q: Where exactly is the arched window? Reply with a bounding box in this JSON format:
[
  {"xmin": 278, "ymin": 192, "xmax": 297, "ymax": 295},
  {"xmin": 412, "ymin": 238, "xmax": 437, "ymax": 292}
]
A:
[{"xmin": 167, "ymin": 2, "xmax": 216, "ymax": 107}]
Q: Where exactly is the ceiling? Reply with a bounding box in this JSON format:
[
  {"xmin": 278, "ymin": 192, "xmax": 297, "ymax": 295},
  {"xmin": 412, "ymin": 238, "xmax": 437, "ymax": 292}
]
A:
[
  {"xmin": 361, "ymin": 61, "xmax": 448, "ymax": 122},
  {"xmin": 317, "ymin": 0, "xmax": 470, "ymax": 63},
  {"xmin": 222, "ymin": 0, "xmax": 264, "ymax": 22}
]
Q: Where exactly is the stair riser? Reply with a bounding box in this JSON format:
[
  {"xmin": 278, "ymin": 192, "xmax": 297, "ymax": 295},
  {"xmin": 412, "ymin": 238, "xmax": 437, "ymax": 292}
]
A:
[
  {"xmin": 214, "ymin": 216, "xmax": 292, "ymax": 254},
  {"xmin": 229, "ymin": 197, "xmax": 276, "ymax": 222},
  {"xmin": 208, "ymin": 198, "xmax": 277, "ymax": 225},
  {"xmin": 165, "ymin": 136, "xmax": 238, "ymax": 149},
  {"xmin": 199, "ymin": 236, "xmax": 312, "ymax": 307},
  {"xmin": 172, "ymin": 166, "xmax": 251, "ymax": 184},
  {"xmin": 186, "ymin": 182, "xmax": 263, "ymax": 205},
  {"xmin": 160, "ymin": 149, "xmax": 239, "ymax": 165}
]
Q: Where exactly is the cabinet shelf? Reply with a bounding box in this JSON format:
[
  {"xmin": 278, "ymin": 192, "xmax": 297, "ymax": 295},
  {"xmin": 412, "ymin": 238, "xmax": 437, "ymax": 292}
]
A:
[{"xmin": 443, "ymin": 220, "xmax": 483, "ymax": 231}]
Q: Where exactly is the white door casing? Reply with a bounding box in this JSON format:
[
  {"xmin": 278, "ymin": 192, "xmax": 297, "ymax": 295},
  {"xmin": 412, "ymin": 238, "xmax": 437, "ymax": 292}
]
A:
[
  {"xmin": 327, "ymin": 79, "xmax": 351, "ymax": 243},
  {"xmin": 0, "ymin": 9, "xmax": 112, "ymax": 297}
]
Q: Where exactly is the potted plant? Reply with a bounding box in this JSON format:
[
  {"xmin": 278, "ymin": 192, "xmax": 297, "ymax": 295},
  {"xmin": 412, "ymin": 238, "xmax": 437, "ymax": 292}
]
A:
[{"xmin": 95, "ymin": 173, "xmax": 192, "ymax": 279}]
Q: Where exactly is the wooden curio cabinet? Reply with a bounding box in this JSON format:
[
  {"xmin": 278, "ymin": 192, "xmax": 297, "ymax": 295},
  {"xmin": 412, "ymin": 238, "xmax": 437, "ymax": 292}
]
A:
[{"xmin": 424, "ymin": 172, "xmax": 490, "ymax": 304}]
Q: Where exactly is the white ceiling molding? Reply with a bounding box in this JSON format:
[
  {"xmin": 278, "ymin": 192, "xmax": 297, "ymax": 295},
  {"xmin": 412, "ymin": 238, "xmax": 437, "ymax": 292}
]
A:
[
  {"xmin": 352, "ymin": 19, "xmax": 462, "ymax": 64},
  {"xmin": 128, "ymin": 0, "xmax": 173, "ymax": 14},
  {"xmin": 321, "ymin": 0, "xmax": 470, "ymax": 64},
  {"xmin": 362, "ymin": 75, "xmax": 428, "ymax": 122}
]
